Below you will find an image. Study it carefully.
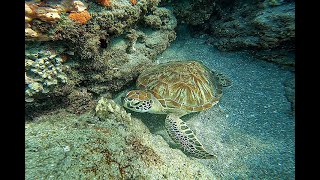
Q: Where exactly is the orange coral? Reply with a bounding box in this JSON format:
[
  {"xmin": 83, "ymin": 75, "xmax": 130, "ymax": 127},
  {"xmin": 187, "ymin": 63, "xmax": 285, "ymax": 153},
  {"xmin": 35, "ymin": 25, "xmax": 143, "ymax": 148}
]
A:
[
  {"xmin": 97, "ymin": 0, "xmax": 111, "ymax": 7},
  {"xmin": 130, "ymin": 0, "xmax": 137, "ymax": 6},
  {"xmin": 68, "ymin": 11, "xmax": 91, "ymax": 24}
]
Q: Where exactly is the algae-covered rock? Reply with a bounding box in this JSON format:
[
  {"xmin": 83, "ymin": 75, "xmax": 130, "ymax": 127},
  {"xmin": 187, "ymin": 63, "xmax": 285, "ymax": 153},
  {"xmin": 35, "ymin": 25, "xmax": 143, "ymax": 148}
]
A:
[
  {"xmin": 66, "ymin": 88, "xmax": 96, "ymax": 115},
  {"xmin": 174, "ymin": 0, "xmax": 295, "ymax": 67},
  {"xmin": 25, "ymin": 0, "xmax": 177, "ymax": 116},
  {"xmin": 25, "ymin": 97, "xmax": 217, "ymax": 179},
  {"xmin": 29, "ymin": 0, "xmax": 175, "ymax": 61},
  {"xmin": 78, "ymin": 27, "xmax": 176, "ymax": 95},
  {"xmin": 144, "ymin": 7, "xmax": 177, "ymax": 30},
  {"xmin": 208, "ymin": 2, "xmax": 295, "ymax": 51},
  {"xmin": 174, "ymin": 0, "xmax": 216, "ymax": 26}
]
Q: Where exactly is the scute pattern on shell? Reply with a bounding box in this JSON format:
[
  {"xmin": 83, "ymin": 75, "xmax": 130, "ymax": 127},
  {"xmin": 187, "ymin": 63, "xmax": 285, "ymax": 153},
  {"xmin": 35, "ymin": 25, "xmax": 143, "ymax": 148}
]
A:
[{"xmin": 137, "ymin": 61, "xmax": 222, "ymax": 112}]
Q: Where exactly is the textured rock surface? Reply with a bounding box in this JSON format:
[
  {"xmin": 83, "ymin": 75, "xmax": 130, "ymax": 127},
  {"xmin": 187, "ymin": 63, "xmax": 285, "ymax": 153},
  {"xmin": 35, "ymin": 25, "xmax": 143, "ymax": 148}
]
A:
[
  {"xmin": 174, "ymin": 0, "xmax": 217, "ymax": 26},
  {"xmin": 174, "ymin": 0, "xmax": 295, "ymax": 67},
  {"xmin": 25, "ymin": 0, "xmax": 177, "ymax": 116},
  {"xmin": 25, "ymin": 98, "xmax": 217, "ymax": 179}
]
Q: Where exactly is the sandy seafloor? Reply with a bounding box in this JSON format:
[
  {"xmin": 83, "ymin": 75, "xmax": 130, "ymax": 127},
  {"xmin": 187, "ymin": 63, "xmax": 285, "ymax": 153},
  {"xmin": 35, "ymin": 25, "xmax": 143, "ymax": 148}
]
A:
[{"xmin": 137, "ymin": 27, "xmax": 295, "ymax": 179}]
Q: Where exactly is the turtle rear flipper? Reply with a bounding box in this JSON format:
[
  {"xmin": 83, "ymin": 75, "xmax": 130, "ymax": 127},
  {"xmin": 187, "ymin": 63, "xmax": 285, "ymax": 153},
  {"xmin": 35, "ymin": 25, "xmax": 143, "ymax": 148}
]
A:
[{"xmin": 165, "ymin": 114, "xmax": 216, "ymax": 159}]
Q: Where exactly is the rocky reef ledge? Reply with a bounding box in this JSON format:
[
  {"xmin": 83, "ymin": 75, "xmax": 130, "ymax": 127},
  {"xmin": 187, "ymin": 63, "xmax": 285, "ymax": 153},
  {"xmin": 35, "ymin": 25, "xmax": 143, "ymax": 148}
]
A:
[
  {"xmin": 25, "ymin": 98, "xmax": 217, "ymax": 179},
  {"xmin": 25, "ymin": 0, "xmax": 177, "ymax": 117},
  {"xmin": 174, "ymin": 0, "xmax": 295, "ymax": 68}
]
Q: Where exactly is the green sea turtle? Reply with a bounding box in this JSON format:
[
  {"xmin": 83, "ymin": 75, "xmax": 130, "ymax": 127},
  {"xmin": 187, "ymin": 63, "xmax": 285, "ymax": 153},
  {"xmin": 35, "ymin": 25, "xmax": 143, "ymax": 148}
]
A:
[{"xmin": 123, "ymin": 60, "xmax": 231, "ymax": 159}]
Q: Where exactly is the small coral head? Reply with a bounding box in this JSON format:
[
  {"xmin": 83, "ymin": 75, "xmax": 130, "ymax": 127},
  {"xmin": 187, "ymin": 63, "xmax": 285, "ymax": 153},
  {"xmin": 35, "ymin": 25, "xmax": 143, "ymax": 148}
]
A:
[{"xmin": 123, "ymin": 90, "xmax": 153, "ymax": 113}]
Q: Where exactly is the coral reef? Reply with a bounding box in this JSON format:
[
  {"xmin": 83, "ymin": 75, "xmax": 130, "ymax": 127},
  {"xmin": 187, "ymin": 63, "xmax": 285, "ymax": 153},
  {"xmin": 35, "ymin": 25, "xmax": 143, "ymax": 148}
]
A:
[
  {"xmin": 24, "ymin": 41, "xmax": 85, "ymax": 118},
  {"xmin": 25, "ymin": 3, "xmax": 62, "ymax": 22},
  {"xmin": 26, "ymin": 0, "xmax": 172, "ymax": 60},
  {"xmin": 25, "ymin": 0, "xmax": 90, "ymax": 41},
  {"xmin": 25, "ymin": 98, "xmax": 217, "ymax": 179},
  {"xmin": 25, "ymin": 0, "xmax": 177, "ymax": 116},
  {"xmin": 76, "ymin": 27, "xmax": 176, "ymax": 95},
  {"xmin": 25, "ymin": 1, "xmax": 63, "ymax": 41},
  {"xmin": 25, "ymin": 43, "xmax": 69, "ymax": 102}
]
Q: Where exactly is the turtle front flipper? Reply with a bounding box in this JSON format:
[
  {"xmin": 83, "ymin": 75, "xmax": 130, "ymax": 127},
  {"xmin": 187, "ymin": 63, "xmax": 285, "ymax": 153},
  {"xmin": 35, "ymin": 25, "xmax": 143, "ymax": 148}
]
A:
[{"xmin": 165, "ymin": 114, "xmax": 216, "ymax": 159}]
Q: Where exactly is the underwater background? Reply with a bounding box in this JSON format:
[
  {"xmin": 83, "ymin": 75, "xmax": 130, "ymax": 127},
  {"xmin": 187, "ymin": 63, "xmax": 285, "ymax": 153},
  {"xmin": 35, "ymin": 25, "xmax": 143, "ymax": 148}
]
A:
[{"xmin": 25, "ymin": 0, "xmax": 295, "ymax": 179}]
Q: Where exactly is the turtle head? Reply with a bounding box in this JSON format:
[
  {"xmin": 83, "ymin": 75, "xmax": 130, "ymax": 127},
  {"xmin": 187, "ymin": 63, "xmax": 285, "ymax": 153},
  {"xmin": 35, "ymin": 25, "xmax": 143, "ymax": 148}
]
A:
[{"xmin": 123, "ymin": 90, "xmax": 157, "ymax": 113}]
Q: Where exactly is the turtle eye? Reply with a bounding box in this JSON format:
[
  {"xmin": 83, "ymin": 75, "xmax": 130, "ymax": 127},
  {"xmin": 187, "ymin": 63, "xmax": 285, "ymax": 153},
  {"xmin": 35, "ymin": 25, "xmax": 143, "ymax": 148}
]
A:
[{"xmin": 126, "ymin": 98, "xmax": 133, "ymax": 101}]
